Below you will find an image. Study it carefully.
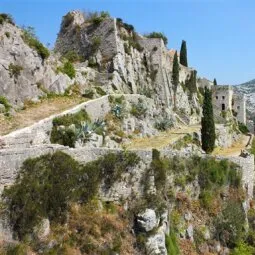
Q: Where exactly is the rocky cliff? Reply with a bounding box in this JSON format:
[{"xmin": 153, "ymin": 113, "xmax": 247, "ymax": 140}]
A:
[
  {"xmin": 0, "ymin": 16, "xmax": 73, "ymax": 108},
  {"xmin": 55, "ymin": 10, "xmax": 202, "ymax": 124},
  {"xmin": 0, "ymin": 10, "xmax": 253, "ymax": 255}
]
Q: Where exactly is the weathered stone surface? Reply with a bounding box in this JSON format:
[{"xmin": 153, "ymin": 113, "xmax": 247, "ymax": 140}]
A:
[
  {"xmin": 33, "ymin": 218, "xmax": 50, "ymax": 241},
  {"xmin": 137, "ymin": 209, "xmax": 159, "ymax": 232},
  {"xmin": 0, "ymin": 22, "xmax": 71, "ymax": 106},
  {"xmin": 54, "ymin": 10, "xmax": 202, "ymax": 125},
  {"xmin": 146, "ymin": 233, "xmax": 167, "ymax": 255}
]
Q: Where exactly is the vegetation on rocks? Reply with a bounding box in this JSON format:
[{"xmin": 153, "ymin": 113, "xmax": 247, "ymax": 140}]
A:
[
  {"xmin": 238, "ymin": 121, "xmax": 249, "ymax": 134},
  {"xmin": 57, "ymin": 60, "xmax": 76, "ymax": 79},
  {"xmin": 8, "ymin": 63, "xmax": 23, "ymax": 79},
  {"xmin": 154, "ymin": 118, "xmax": 173, "ymax": 131},
  {"xmin": 0, "ymin": 96, "xmax": 11, "ymax": 112},
  {"xmin": 62, "ymin": 50, "xmax": 82, "ymax": 63},
  {"xmin": 50, "ymin": 109, "xmax": 91, "ymax": 147},
  {"xmin": 84, "ymin": 11, "xmax": 110, "ymax": 25},
  {"xmin": 22, "ymin": 26, "xmax": 50, "ymax": 60},
  {"xmin": 145, "ymin": 32, "xmax": 168, "ymax": 45},
  {"xmin": 201, "ymin": 87, "xmax": 216, "ymax": 153},
  {"xmin": 0, "ymin": 13, "xmax": 14, "ymax": 25},
  {"xmin": 2, "ymin": 150, "xmax": 139, "ymax": 245},
  {"xmin": 130, "ymin": 98, "xmax": 147, "ymax": 118}
]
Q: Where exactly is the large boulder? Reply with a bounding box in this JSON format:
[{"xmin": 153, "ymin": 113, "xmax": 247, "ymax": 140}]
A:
[{"xmin": 137, "ymin": 208, "xmax": 159, "ymax": 232}]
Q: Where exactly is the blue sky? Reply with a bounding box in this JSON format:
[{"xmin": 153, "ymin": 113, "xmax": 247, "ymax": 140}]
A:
[{"xmin": 1, "ymin": 0, "xmax": 255, "ymax": 85}]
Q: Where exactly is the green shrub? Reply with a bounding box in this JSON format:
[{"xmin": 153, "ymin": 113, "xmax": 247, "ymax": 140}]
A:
[
  {"xmin": 95, "ymin": 86, "xmax": 106, "ymax": 96},
  {"xmin": 50, "ymin": 110, "xmax": 90, "ymax": 147},
  {"xmin": 214, "ymin": 200, "xmax": 246, "ymax": 248},
  {"xmin": 22, "ymin": 26, "xmax": 50, "ymax": 60},
  {"xmin": 91, "ymin": 36, "xmax": 101, "ymax": 54},
  {"xmin": 250, "ymin": 138, "xmax": 255, "ymax": 156},
  {"xmin": 0, "ymin": 13, "xmax": 14, "ymax": 25},
  {"xmin": 83, "ymin": 89, "xmax": 94, "ymax": 99},
  {"xmin": 154, "ymin": 118, "xmax": 173, "ymax": 131},
  {"xmin": 5, "ymin": 31, "xmax": 10, "ymax": 38},
  {"xmin": 58, "ymin": 61, "xmax": 76, "ymax": 79},
  {"xmin": 2, "ymin": 151, "xmax": 139, "ymax": 240},
  {"xmin": 199, "ymin": 190, "xmax": 214, "ymax": 210},
  {"xmin": 62, "ymin": 50, "xmax": 82, "ymax": 63},
  {"xmin": 0, "ymin": 96, "xmax": 11, "ymax": 112},
  {"xmin": 165, "ymin": 231, "xmax": 180, "ymax": 255},
  {"xmin": 130, "ymin": 99, "xmax": 147, "ymax": 118},
  {"xmin": 8, "ymin": 63, "xmax": 23, "ymax": 79},
  {"xmin": 2, "ymin": 151, "xmax": 82, "ymax": 239},
  {"xmin": 198, "ymin": 158, "xmax": 241, "ymax": 190},
  {"xmin": 116, "ymin": 18, "xmax": 134, "ymax": 33},
  {"xmin": 238, "ymin": 122, "xmax": 249, "ymax": 134},
  {"xmin": 145, "ymin": 32, "xmax": 168, "ymax": 45},
  {"xmin": 85, "ymin": 11, "xmax": 110, "ymax": 25},
  {"xmin": 231, "ymin": 241, "xmax": 255, "ymax": 255}
]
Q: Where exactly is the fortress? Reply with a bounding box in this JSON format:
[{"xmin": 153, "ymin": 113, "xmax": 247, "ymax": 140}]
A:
[{"xmin": 212, "ymin": 85, "xmax": 246, "ymax": 125}]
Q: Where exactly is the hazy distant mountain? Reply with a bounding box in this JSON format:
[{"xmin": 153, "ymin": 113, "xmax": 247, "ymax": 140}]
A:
[{"xmin": 235, "ymin": 79, "xmax": 255, "ymax": 119}]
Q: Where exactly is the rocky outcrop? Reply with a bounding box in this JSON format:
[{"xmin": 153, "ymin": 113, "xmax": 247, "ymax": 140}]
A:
[
  {"xmin": 0, "ymin": 21, "xmax": 73, "ymax": 107},
  {"xmin": 137, "ymin": 209, "xmax": 159, "ymax": 232},
  {"xmin": 55, "ymin": 11, "xmax": 202, "ymax": 124}
]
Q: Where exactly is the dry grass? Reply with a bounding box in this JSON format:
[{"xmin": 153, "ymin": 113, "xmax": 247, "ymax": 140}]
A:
[
  {"xmin": 0, "ymin": 96, "xmax": 86, "ymax": 135},
  {"xmin": 124, "ymin": 125, "xmax": 200, "ymax": 150},
  {"xmin": 48, "ymin": 201, "xmax": 136, "ymax": 255},
  {"xmin": 212, "ymin": 134, "xmax": 249, "ymax": 156}
]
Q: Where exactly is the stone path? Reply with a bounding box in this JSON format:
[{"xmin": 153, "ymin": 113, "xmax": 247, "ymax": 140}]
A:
[
  {"xmin": 0, "ymin": 96, "xmax": 86, "ymax": 135},
  {"xmin": 124, "ymin": 125, "xmax": 200, "ymax": 150},
  {"xmin": 212, "ymin": 134, "xmax": 251, "ymax": 157}
]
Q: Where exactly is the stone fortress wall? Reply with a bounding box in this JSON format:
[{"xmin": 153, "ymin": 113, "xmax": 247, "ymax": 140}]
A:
[
  {"xmin": 0, "ymin": 144, "xmax": 254, "ymax": 199},
  {"xmin": 0, "ymin": 94, "xmax": 253, "ymax": 197},
  {"xmin": 233, "ymin": 93, "xmax": 246, "ymax": 124},
  {"xmin": 212, "ymin": 85, "xmax": 247, "ymax": 125}
]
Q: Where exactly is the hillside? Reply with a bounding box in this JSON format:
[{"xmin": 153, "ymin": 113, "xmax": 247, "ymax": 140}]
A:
[{"xmin": 0, "ymin": 10, "xmax": 254, "ymax": 255}]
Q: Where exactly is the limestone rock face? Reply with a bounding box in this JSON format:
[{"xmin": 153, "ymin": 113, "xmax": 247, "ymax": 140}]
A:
[
  {"xmin": 146, "ymin": 233, "xmax": 167, "ymax": 255},
  {"xmin": 55, "ymin": 11, "xmax": 202, "ymax": 124},
  {"xmin": 0, "ymin": 22, "xmax": 71, "ymax": 106},
  {"xmin": 137, "ymin": 208, "xmax": 159, "ymax": 232}
]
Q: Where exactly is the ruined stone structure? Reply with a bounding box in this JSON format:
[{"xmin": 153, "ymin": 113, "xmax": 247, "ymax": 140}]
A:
[{"xmin": 213, "ymin": 85, "xmax": 247, "ymax": 125}]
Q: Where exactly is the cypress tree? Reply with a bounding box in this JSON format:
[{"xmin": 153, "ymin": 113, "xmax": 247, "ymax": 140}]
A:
[
  {"xmin": 180, "ymin": 40, "xmax": 188, "ymax": 67},
  {"xmin": 213, "ymin": 78, "xmax": 217, "ymax": 86},
  {"xmin": 201, "ymin": 87, "xmax": 216, "ymax": 153},
  {"xmin": 172, "ymin": 51, "xmax": 179, "ymax": 88}
]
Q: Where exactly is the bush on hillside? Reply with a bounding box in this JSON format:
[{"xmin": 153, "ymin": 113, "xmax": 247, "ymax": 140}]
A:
[
  {"xmin": 0, "ymin": 13, "xmax": 14, "ymax": 25},
  {"xmin": 50, "ymin": 110, "xmax": 90, "ymax": 147},
  {"xmin": 2, "ymin": 150, "xmax": 140, "ymax": 240},
  {"xmin": 0, "ymin": 96, "xmax": 11, "ymax": 112},
  {"xmin": 22, "ymin": 26, "xmax": 50, "ymax": 60},
  {"xmin": 238, "ymin": 122, "xmax": 249, "ymax": 134},
  {"xmin": 58, "ymin": 61, "xmax": 76, "ymax": 79},
  {"xmin": 8, "ymin": 63, "xmax": 23, "ymax": 79},
  {"xmin": 145, "ymin": 32, "xmax": 168, "ymax": 45}
]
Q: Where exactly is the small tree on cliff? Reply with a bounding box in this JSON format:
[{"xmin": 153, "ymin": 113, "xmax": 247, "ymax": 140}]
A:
[
  {"xmin": 180, "ymin": 40, "xmax": 188, "ymax": 67},
  {"xmin": 201, "ymin": 87, "xmax": 216, "ymax": 153},
  {"xmin": 213, "ymin": 78, "xmax": 217, "ymax": 86},
  {"xmin": 172, "ymin": 51, "xmax": 179, "ymax": 89}
]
